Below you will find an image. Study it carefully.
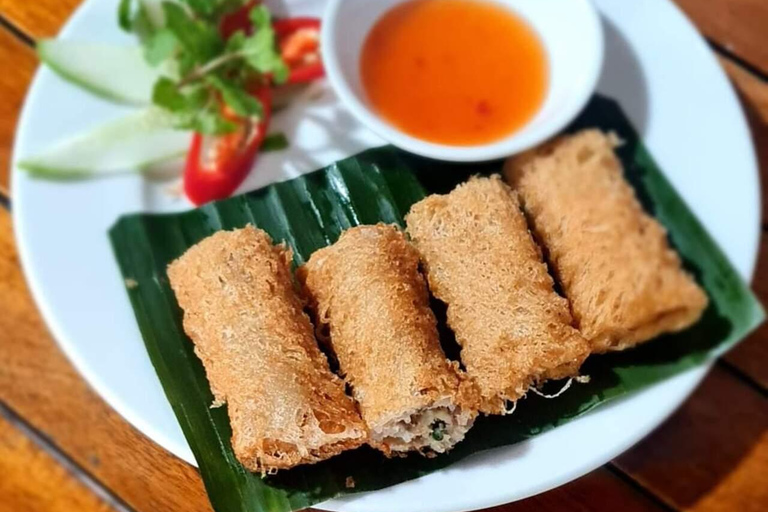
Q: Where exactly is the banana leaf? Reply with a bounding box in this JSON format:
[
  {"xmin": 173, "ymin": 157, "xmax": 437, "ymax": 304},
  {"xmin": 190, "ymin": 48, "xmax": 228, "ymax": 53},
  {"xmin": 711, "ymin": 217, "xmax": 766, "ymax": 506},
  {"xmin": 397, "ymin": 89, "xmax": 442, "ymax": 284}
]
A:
[{"xmin": 109, "ymin": 95, "xmax": 765, "ymax": 512}]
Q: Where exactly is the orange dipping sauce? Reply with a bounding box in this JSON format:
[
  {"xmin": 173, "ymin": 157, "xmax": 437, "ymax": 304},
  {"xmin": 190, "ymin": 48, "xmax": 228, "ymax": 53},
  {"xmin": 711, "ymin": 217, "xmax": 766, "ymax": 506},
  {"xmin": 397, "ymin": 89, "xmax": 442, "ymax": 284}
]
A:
[{"xmin": 361, "ymin": 0, "xmax": 548, "ymax": 146}]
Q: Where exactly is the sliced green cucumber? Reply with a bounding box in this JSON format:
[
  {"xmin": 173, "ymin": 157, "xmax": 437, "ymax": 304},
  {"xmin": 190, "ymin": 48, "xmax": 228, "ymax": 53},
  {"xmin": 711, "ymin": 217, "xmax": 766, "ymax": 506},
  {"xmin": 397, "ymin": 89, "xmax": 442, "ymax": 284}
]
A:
[
  {"xmin": 17, "ymin": 108, "xmax": 190, "ymax": 179},
  {"xmin": 37, "ymin": 40, "xmax": 163, "ymax": 105}
]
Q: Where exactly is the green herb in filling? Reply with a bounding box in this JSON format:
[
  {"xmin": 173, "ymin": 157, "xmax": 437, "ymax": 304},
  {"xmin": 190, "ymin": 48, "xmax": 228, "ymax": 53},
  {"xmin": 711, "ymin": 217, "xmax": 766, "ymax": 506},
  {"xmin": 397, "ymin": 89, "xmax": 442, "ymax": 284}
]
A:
[{"xmin": 430, "ymin": 420, "xmax": 447, "ymax": 442}]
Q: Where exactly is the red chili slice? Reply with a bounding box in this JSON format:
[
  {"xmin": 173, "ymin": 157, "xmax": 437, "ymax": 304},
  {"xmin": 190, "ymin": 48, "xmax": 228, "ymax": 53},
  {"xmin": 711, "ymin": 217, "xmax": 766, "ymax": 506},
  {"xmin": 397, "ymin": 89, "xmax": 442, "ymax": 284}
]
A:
[
  {"xmin": 183, "ymin": 87, "xmax": 272, "ymax": 206},
  {"xmin": 219, "ymin": 0, "xmax": 260, "ymax": 39},
  {"xmin": 273, "ymin": 18, "xmax": 324, "ymax": 84},
  {"xmin": 185, "ymin": 11, "xmax": 322, "ymax": 204},
  {"xmin": 272, "ymin": 17, "xmax": 321, "ymax": 37}
]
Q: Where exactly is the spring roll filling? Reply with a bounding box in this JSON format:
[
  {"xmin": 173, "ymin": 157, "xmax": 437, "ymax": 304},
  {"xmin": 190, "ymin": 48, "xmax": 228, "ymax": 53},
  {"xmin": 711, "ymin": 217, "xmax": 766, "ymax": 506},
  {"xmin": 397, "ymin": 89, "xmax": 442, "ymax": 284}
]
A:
[{"xmin": 373, "ymin": 398, "xmax": 475, "ymax": 454}]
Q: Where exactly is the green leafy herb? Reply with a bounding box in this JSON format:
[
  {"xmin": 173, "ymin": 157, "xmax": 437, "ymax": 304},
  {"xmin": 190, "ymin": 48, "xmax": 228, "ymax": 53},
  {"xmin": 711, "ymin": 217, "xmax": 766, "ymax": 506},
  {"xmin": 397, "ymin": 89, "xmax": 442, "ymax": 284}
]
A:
[
  {"xmin": 181, "ymin": 0, "xmax": 217, "ymax": 17},
  {"xmin": 118, "ymin": 0, "xmax": 133, "ymax": 31},
  {"xmin": 152, "ymin": 77, "xmax": 188, "ymax": 111},
  {"xmin": 143, "ymin": 29, "xmax": 177, "ymax": 66},
  {"xmin": 120, "ymin": 0, "xmax": 289, "ymax": 136},
  {"xmin": 118, "ymin": 0, "xmax": 165, "ymax": 39},
  {"xmin": 431, "ymin": 421, "xmax": 447, "ymax": 442},
  {"xmin": 181, "ymin": 0, "xmax": 245, "ymax": 21},
  {"xmin": 162, "ymin": 2, "xmax": 222, "ymax": 63},
  {"xmin": 207, "ymin": 75, "xmax": 263, "ymax": 118},
  {"xmin": 260, "ymin": 132, "xmax": 289, "ymax": 152},
  {"xmin": 240, "ymin": 6, "xmax": 289, "ymax": 83}
]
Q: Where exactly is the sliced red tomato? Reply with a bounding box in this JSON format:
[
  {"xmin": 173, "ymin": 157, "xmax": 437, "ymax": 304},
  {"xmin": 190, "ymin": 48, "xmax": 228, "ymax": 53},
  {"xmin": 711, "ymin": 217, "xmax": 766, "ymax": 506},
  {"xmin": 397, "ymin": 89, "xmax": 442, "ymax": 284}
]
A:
[
  {"xmin": 274, "ymin": 18, "xmax": 324, "ymax": 84},
  {"xmin": 183, "ymin": 87, "xmax": 272, "ymax": 206}
]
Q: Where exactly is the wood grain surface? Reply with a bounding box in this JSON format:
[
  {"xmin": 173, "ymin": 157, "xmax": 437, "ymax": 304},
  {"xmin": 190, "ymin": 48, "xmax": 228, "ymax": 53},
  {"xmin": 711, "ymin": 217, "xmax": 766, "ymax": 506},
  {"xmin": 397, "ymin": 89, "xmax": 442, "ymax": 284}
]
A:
[
  {"xmin": 0, "ymin": 207, "xmax": 213, "ymax": 512},
  {"xmin": 0, "ymin": 412, "xmax": 114, "ymax": 512},
  {"xmin": 724, "ymin": 236, "xmax": 768, "ymax": 389},
  {"xmin": 0, "ymin": 28, "xmax": 35, "ymax": 196},
  {"xmin": 717, "ymin": 57, "xmax": 768, "ymax": 228},
  {"xmin": 0, "ymin": 0, "xmax": 79, "ymax": 38},
  {"xmin": 0, "ymin": 0, "xmax": 766, "ymax": 511},
  {"xmin": 674, "ymin": 0, "xmax": 768, "ymax": 75},
  {"xmin": 616, "ymin": 366, "xmax": 768, "ymax": 512},
  {"xmin": 495, "ymin": 469, "xmax": 665, "ymax": 512},
  {"xmin": 714, "ymin": 56, "xmax": 768, "ymax": 390},
  {"xmin": 719, "ymin": 57, "xmax": 768, "ymax": 124}
]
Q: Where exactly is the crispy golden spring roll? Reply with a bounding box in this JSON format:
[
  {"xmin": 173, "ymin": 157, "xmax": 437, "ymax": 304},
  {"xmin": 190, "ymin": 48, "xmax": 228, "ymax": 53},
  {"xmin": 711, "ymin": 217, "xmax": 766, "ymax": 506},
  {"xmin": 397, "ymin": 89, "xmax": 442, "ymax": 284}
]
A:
[
  {"xmin": 504, "ymin": 129, "xmax": 708, "ymax": 353},
  {"xmin": 299, "ymin": 224, "xmax": 478, "ymax": 455},
  {"xmin": 167, "ymin": 226, "xmax": 367, "ymax": 474},
  {"xmin": 405, "ymin": 176, "xmax": 590, "ymax": 415}
]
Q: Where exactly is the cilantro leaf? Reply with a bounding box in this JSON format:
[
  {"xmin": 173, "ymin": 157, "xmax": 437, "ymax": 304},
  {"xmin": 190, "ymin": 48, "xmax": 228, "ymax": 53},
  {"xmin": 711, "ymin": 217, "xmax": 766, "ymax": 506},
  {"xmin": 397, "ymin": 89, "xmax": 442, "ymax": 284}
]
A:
[
  {"xmin": 241, "ymin": 30, "xmax": 288, "ymax": 82},
  {"xmin": 152, "ymin": 77, "xmax": 187, "ymax": 111},
  {"xmin": 239, "ymin": 5, "xmax": 288, "ymax": 83},
  {"xmin": 181, "ymin": 0, "xmax": 244, "ymax": 20},
  {"xmin": 180, "ymin": 0, "xmax": 216, "ymax": 17},
  {"xmin": 207, "ymin": 75, "xmax": 263, "ymax": 118},
  {"xmin": 249, "ymin": 4, "xmax": 271, "ymax": 30},
  {"xmin": 118, "ymin": 0, "xmax": 134, "ymax": 31},
  {"xmin": 129, "ymin": 0, "xmax": 291, "ymax": 139},
  {"xmin": 192, "ymin": 106, "xmax": 238, "ymax": 135},
  {"xmin": 119, "ymin": 0, "xmax": 165, "ymax": 40},
  {"xmin": 261, "ymin": 132, "xmax": 289, "ymax": 152},
  {"xmin": 224, "ymin": 30, "xmax": 247, "ymax": 53},
  {"xmin": 144, "ymin": 28, "xmax": 177, "ymax": 66},
  {"xmin": 162, "ymin": 2, "xmax": 222, "ymax": 63}
]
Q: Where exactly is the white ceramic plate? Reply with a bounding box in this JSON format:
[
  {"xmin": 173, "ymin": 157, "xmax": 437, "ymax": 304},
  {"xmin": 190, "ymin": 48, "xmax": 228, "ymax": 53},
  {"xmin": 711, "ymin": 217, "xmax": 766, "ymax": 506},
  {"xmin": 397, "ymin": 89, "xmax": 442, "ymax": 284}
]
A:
[{"xmin": 11, "ymin": 1, "xmax": 760, "ymax": 511}]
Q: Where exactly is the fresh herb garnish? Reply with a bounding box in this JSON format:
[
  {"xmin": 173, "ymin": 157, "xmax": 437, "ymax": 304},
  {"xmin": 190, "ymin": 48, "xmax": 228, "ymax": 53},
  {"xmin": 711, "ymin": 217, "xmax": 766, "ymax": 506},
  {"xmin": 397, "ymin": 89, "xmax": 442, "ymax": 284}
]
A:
[
  {"xmin": 118, "ymin": 0, "xmax": 287, "ymax": 135},
  {"xmin": 431, "ymin": 420, "xmax": 447, "ymax": 442},
  {"xmin": 260, "ymin": 132, "xmax": 290, "ymax": 152}
]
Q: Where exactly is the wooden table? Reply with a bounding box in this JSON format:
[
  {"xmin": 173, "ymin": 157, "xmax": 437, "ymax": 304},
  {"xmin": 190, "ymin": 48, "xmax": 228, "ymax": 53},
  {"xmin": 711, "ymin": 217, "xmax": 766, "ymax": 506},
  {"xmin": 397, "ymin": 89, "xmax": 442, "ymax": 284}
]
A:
[{"xmin": 0, "ymin": 1, "xmax": 766, "ymax": 511}]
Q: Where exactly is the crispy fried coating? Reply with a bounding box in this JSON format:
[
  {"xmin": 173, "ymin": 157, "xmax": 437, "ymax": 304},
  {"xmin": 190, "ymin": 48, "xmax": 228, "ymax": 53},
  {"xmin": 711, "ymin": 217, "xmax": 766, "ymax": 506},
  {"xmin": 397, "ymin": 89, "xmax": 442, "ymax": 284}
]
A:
[
  {"xmin": 504, "ymin": 129, "xmax": 708, "ymax": 352},
  {"xmin": 405, "ymin": 176, "xmax": 590, "ymax": 414},
  {"xmin": 300, "ymin": 224, "xmax": 478, "ymax": 455},
  {"xmin": 167, "ymin": 226, "xmax": 367, "ymax": 473}
]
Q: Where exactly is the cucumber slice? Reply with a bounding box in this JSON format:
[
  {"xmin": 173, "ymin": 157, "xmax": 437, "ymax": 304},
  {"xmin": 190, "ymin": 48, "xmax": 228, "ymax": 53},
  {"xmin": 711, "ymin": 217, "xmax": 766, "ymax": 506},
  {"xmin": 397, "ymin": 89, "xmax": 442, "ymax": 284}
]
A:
[
  {"xmin": 17, "ymin": 108, "xmax": 190, "ymax": 179},
  {"xmin": 38, "ymin": 40, "xmax": 163, "ymax": 105}
]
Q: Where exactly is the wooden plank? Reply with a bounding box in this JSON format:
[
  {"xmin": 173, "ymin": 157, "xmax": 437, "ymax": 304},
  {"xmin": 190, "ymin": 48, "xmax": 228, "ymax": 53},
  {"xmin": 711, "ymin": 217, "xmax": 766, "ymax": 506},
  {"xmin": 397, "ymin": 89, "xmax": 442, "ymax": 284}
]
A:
[
  {"xmin": 492, "ymin": 469, "xmax": 665, "ymax": 512},
  {"xmin": 0, "ymin": 27, "xmax": 36, "ymax": 196},
  {"xmin": 0, "ymin": 412, "xmax": 114, "ymax": 512},
  {"xmin": 719, "ymin": 57, "xmax": 768, "ymax": 124},
  {"xmin": 674, "ymin": 0, "xmax": 768, "ymax": 75},
  {"xmin": 0, "ymin": 0, "xmax": 80, "ymax": 38},
  {"xmin": 0, "ymin": 207, "xmax": 213, "ymax": 512},
  {"xmin": 615, "ymin": 365, "xmax": 768, "ymax": 512},
  {"xmin": 724, "ymin": 233, "xmax": 768, "ymax": 389},
  {"xmin": 717, "ymin": 56, "xmax": 768, "ymax": 226},
  {"xmin": 713, "ymin": 56, "xmax": 768, "ymax": 389}
]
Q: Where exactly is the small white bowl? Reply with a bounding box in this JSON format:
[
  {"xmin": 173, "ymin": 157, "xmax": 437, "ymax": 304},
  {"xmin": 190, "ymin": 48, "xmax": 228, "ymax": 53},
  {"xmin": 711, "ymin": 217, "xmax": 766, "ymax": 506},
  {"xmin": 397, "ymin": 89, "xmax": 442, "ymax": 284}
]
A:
[{"xmin": 321, "ymin": 0, "xmax": 604, "ymax": 162}]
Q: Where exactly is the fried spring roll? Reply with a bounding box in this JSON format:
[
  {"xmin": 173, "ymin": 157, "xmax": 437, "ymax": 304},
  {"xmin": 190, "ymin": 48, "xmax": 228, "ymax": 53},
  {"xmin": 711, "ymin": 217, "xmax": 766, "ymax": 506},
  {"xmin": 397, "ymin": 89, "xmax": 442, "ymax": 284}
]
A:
[
  {"xmin": 504, "ymin": 129, "xmax": 708, "ymax": 353},
  {"xmin": 167, "ymin": 226, "xmax": 367, "ymax": 473},
  {"xmin": 405, "ymin": 176, "xmax": 590, "ymax": 414},
  {"xmin": 299, "ymin": 224, "xmax": 478, "ymax": 455}
]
